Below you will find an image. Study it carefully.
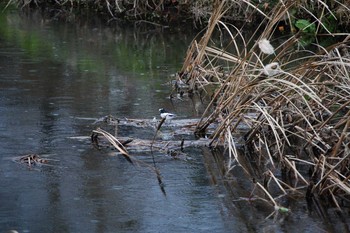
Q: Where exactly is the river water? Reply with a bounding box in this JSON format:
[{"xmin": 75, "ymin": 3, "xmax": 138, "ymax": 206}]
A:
[
  {"xmin": 0, "ymin": 7, "xmax": 241, "ymax": 233},
  {"xmin": 0, "ymin": 6, "xmax": 348, "ymax": 233}
]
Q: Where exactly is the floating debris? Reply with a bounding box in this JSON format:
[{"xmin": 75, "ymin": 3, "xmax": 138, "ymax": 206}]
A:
[
  {"xmin": 17, "ymin": 154, "xmax": 48, "ymax": 165},
  {"xmin": 12, "ymin": 154, "xmax": 58, "ymax": 169}
]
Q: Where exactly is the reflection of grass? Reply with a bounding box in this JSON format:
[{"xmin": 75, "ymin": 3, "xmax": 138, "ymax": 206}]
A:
[
  {"xmin": 21, "ymin": 33, "xmax": 53, "ymax": 59},
  {"xmin": 77, "ymin": 58, "xmax": 102, "ymax": 73},
  {"xmin": 0, "ymin": 8, "xmax": 18, "ymax": 42},
  {"xmin": 1, "ymin": 8, "xmax": 188, "ymax": 84},
  {"xmin": 0, "ymin": 11, "xmax": 53, "ymax": 60}
]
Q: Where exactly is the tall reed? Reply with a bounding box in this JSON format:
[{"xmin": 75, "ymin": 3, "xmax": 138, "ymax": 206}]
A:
[{"xmin": 180, "ymin": 0, "xmax": 350, "ymax": 213}]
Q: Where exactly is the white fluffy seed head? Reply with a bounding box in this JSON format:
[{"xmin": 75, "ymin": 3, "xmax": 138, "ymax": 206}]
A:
[
  {"xmin": 263, "ymin": 62, "xmax": 282, "ymax": 76},
  {"xmin": 258, "ymin": 38, "xmax": 275, "ymax": 55}
]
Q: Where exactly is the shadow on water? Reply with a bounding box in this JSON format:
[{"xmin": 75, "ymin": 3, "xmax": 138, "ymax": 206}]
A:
[{"xmin": 0, "ymin": 6, "xmax": 348, "ymax": 233}]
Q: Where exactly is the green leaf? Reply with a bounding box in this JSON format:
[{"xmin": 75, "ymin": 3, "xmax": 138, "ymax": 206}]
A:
[
  {"xmin": 278, "ymin": 207, "xmax": 289, "ymax": 213},
  {"xmin": 295, "ymin": 19, "xmax": 316, "ymax": 34},
  {"xmin": 298, "ymin": 35, "xmax": 315, "ymax": 47},
  {"xmin": 322, "ymin": 15, "xmax": 337, "ymax": 33}
]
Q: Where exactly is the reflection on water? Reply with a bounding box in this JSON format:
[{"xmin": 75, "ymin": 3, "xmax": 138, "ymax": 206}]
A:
[
  {"xmin": 0, "ymin": 6, "xmax": 347, "ymax": 233},
  {"xmin": 0, "ymin": 8, "xmax": 243, "ymax": 233}
]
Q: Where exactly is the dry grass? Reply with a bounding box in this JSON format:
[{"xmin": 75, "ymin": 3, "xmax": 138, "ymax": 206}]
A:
[{"xmin": 179, "ymin": 0, "xmax": 350, "ymax": 214}]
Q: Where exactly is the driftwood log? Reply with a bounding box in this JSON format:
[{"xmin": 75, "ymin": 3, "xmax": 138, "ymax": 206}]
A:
[
  {"xmin": 91, "ymin": 128, "xmax": 211, "ymax": 152},
  {"xmin": 92, "ymin": 115, "xmax": 217, "ymax": 135},
  {"xmin": 70, "ymin": 116, "xmax": 245, "ymax": 155},
  {"xmin": 83, "ymin": 116, "xmax": 218, "ymax": 162}
]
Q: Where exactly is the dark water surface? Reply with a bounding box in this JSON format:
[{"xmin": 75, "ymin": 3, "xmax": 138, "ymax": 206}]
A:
[
  {"xmin": 1, "ymin": 7, "xmax": 348, "ymax": 233},
  {"xmin": 0, "ymin": 8, "xmax": 245, "ymax": 233}
]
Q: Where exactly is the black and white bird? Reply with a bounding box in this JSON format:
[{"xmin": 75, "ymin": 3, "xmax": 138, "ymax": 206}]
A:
[{"xmin": 159, "ymin": 108, "xmax": 176, "ymax": 120}]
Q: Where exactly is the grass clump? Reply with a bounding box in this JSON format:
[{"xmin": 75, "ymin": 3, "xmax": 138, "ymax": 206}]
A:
[{"xmin": 178, "ymin": 0, "xmax": 350, "ymax": 217}]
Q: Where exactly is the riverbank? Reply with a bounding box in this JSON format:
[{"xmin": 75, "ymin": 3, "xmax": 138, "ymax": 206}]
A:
[
  {"xmin": 6, "ymin": 0, "xmax": 349, "ymax": 31},
  {"xmin": 179, "ymin": 0, "xmax": 350, "ymax": 219}
]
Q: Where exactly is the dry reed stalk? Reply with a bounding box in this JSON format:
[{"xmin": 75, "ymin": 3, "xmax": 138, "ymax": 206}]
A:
[
  {"xmin": 92, "ymin": 127, "xmax": 168, "ymax": 196},
  {"xmin": 180, "ymin": 0, "xmax": 350, "ymax": 213},
  {"xmin": 92, "ymin": 128, "xmax": 133, "ymax": 163},
  {"xmin": 180, "ymin": 0, "xmax": 227, "ymax": 89}
]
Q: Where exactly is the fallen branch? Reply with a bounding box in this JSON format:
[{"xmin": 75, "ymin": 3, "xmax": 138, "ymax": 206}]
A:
[{"xmin": 92, "ymin": 128, "xmax": 133, "ymax": 164}]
